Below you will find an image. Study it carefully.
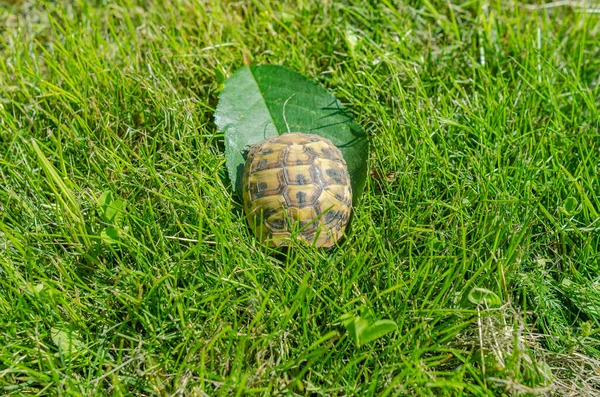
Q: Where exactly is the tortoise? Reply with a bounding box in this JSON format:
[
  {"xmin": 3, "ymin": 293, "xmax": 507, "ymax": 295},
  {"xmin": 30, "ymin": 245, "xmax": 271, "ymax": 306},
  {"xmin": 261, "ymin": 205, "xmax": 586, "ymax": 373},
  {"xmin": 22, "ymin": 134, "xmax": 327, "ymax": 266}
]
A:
[{"xmin": 242, "ymin": 132, "xmax": 352, "ymax": 248}]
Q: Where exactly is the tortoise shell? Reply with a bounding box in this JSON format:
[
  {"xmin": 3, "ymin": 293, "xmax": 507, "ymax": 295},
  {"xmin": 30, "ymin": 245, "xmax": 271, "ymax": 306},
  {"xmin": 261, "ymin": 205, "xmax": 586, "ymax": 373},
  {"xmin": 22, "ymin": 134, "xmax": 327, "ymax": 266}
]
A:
[{"xmin": 242, "ymin": 132, "xmax": 352, "ymax": 248}]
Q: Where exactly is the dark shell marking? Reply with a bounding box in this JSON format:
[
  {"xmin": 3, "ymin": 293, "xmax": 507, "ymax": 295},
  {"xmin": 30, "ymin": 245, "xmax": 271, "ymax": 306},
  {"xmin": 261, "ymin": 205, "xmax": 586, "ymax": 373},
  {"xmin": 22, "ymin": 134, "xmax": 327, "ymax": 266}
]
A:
[{"xmin": 242, "ymin": 133, "xmax": 352, "ymax": 248}]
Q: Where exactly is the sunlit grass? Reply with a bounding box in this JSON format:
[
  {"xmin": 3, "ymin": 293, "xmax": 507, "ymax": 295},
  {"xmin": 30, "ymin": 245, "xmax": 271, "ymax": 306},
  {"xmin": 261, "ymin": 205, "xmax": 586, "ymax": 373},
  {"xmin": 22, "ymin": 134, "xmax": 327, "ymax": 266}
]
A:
[{"xmin": 1, "ymin": 0, "xmax": 599, "ymax": 395}]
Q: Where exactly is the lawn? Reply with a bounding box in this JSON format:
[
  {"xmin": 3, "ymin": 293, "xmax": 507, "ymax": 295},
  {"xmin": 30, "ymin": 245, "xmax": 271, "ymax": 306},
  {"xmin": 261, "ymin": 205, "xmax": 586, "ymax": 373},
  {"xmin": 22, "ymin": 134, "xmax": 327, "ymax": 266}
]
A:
[{"xmin": 1, "ymin": 0, "xmax": 599, "ymax": 395}]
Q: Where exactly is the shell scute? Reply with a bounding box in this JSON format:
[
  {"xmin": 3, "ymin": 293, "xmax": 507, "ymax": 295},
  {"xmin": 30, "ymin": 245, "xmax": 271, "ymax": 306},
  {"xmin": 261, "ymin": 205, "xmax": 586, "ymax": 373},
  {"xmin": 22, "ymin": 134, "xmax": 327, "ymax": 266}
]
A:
[
  {"xmin": 283, "ymin": 165, "xmax": 313, "ymax": 185},
  {"xmin": 315, "ymin": 159, "xmax": 349, "ymax": 186},
  {"xmin": 248, "ymin": 169, "xmax": 285, "ymax": 200},
  {"xmin": 283, "ymin": 185, "xmax": 321, "ymax": 208},
  {"xmin": 323, "ymin": 185, "xmax": 352, "ymax": 207},
  {"xmin": 284, "ymin": 148, "xmax": 313, "ymax": 166},
  {"xmin": 250, "ymin": 149, "xmax": 284, "ymax": 173}
]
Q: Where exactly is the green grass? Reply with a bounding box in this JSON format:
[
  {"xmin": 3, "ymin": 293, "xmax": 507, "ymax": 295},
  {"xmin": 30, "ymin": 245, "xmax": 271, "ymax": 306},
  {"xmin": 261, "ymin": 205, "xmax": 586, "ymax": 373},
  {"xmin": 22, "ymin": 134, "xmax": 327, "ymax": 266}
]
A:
[{"xmin": 1, "ymin": 0, "xmax": 599, "ymax": 395}]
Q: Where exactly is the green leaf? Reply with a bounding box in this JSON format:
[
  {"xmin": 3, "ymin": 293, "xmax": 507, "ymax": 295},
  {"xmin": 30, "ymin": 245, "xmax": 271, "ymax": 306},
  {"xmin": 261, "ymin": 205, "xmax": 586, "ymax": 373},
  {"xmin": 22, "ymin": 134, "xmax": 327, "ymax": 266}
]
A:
[
  {"xmin": 357, "ymin": 320, "xmax": 398, "ymax": 346},
  {"xmin": 98, "ymin": 190, "xmax": 127, "ymax": 226},
  {"xmin": 101, "ymin": 226, "xmax": 120, "ymax": 244},
  {"xmin": 343, "ymin": 315, "xmax": 370, "ymax": 346},
  {"xmin": 340, "ymin": 313, "xmax": 397, "ymax": 347},
  {"xmin": 467, "ymin": 287, "xmax": 502, "ymax": 308},
  {"xmin": 561, "ymin": 196, "xmax": 579, "ymax": 215},
  {"xmin": 33, "ymin": 283, "xmax": 44, "ymax": 294},
  {"xmin": 344, "ymin": 26, "xmax": 361, "ymax": 55},
  {"xmin": 215, "ymin": 65, "xmax": 368, "ymax": 204},
  {"xmin": 215, "ymin": 67, "xmax": 226, "ymax": 92},
  {"xmin": 215, "ymin": 67, "xmax": 226, "ymax": 85},
  {"xmin": 98, "ymin": 190, "xmax": 112, "ymax": 208},
  {"xmin": 106, "ymin": 199, "xmax": 127, "ymax": 226},
  {"xmin": 51, "ymin": 328, "xmax": 83, "ymax": 356}
]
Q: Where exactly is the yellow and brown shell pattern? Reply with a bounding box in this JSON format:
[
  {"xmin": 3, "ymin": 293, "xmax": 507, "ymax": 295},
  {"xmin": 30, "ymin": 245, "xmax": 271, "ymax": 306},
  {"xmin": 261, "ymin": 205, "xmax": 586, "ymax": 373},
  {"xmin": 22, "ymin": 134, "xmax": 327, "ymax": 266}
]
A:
[{"xmin": 242, "ymin": 133, "xmax": 352, "ymax": 248}]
